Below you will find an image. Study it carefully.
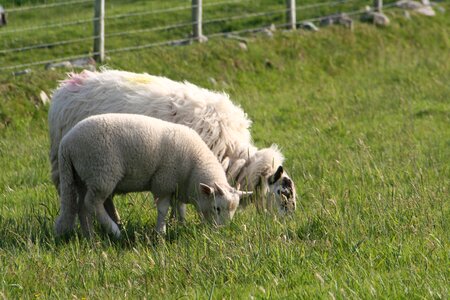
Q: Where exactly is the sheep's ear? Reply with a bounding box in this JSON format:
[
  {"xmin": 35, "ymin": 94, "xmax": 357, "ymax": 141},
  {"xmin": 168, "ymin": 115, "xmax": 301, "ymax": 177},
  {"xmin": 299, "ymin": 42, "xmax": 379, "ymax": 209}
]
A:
[
  {"xmin": 200, "ymin": 183, "xmax": 214, "ymax": 196},
  {"xmin": 268, "ymin": 165, "xmax": 284, "ymax": 184},
  {"xmin": 214, "ymin": 183, "xmax": 227, "ymax": 196}
]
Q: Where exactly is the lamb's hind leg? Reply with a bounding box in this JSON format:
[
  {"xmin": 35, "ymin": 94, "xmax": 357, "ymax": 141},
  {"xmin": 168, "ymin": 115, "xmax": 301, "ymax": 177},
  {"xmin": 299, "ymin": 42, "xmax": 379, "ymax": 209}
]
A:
[
  {"xmin": 96, "ymin": 202, "xmax": 121, "ymax": 238},
  {"xmin": 79, "ymin": 189, "xmax": 112, "ymax": 238},
  {"xmin": 104, "ymin": 196, "xmax": 122, "ymax": 228}
]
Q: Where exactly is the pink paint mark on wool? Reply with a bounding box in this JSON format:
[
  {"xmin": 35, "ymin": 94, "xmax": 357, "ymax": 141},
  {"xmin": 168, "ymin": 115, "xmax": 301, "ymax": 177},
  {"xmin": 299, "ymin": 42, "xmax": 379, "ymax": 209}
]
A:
[{"xmin": 62, "ymin": 70, "xmax": 93, "ymax": 92}]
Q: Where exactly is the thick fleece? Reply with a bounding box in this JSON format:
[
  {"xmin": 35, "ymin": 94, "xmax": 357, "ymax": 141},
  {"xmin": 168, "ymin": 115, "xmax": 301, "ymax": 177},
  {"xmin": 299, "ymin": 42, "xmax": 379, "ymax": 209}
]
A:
[{"xmin": 49, "ymin": 69, "xmax": 296, "ymax": 215}]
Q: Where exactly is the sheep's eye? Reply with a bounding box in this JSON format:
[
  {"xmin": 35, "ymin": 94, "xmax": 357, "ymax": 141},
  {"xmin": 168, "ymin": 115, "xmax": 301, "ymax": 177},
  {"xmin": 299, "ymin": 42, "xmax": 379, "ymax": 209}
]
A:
[
  {"xmin": 214, "ymin": 206, "xmax": 221, "ymax": 215},
  {"xmin": 277, "ymin": 190, "xmax": 281, "ymax": 195}
]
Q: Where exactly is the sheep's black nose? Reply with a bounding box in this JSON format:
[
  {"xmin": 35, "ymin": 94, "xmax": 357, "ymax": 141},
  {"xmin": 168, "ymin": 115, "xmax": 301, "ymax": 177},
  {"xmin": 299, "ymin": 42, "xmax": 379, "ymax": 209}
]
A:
[{"xmin": 281, "ymin": 189, "xmax": 291, "ymax": 198}]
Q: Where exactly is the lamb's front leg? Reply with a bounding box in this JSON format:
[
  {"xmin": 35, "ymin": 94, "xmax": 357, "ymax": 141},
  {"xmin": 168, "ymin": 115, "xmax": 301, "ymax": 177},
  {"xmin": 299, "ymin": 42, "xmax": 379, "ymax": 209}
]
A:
[
  {"xmin": 156, "ymin": 197, "xmax": 171, "ymax": 234},
  {"xmin": 170, "ymin": 199, "xmax": 186, "ymax": 224}
]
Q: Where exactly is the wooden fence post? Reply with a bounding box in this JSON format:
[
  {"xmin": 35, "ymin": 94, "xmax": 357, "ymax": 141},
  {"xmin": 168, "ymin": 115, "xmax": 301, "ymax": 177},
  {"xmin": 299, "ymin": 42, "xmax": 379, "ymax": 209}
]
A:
[
  {"xmin": 374, "ymin": 0, "xmax": 382, "ymax": 12},
  {"xmin": 94, "ymin": 0, "xmax": 105, "ymax": 63},
  {"xmin": 192, "ymin": 0, "xmax": 203, "ymax": 41},
  {"xmin": 286, "ymin": 0, "xmax": 296, "ymax": 30}
]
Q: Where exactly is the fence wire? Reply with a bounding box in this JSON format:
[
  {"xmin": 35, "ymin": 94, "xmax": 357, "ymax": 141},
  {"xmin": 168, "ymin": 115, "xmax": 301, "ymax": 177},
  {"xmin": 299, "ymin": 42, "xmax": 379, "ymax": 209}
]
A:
[{"xmin": 0, "ymin": 0, "xmax": 401, "ymax": 72}]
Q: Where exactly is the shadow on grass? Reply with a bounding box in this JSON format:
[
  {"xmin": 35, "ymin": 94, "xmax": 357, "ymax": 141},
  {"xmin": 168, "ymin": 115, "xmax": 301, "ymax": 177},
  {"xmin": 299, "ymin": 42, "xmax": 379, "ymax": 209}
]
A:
[{"xmin": 0, "ymin": 212, "xmax": 211, "ymax": 251}]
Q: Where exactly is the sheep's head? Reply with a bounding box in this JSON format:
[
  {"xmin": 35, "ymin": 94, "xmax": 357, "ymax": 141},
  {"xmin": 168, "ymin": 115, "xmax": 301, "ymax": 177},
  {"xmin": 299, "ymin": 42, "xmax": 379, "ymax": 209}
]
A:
[
  {"xmin": 199, "ymin": 182, "xmax": 252, "ymax": 225},
  {"xmin": 236, "ymin": 146, "xmax": 297, "ymax": 215},
  {"xmin": 267, "ymin": 166, "xmax": 297, "ymax": 215}
]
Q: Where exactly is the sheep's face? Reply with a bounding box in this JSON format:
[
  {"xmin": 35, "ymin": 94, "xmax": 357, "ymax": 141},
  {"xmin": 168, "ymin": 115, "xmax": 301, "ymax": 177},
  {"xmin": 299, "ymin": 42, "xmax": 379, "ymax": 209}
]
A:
[
  {"xmin": 199, "ymin": 183, "xmax": 251, "ymax": 225},
  {"xmin": 267, "ymin": 166, "xmax": 297, "ymax": 215}
]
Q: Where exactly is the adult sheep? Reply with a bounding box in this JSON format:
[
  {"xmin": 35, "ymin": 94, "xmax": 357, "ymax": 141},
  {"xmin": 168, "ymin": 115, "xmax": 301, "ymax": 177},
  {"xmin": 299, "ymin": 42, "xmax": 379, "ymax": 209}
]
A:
[
  {"xmin": 49, "ymin": 69, "xmax": 297, "ymax": 225},
  {"xmin": 55, "ymin": 113, "xmax": 250, "ymax": 237}
]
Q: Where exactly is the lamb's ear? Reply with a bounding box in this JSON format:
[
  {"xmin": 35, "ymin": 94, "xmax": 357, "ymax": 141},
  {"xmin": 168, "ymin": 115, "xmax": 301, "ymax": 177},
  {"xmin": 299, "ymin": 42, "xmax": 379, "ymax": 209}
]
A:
[
  {"xmin": 200, "ymin": 183, "xmax": 214, "ymax": 196},
  {"xmin": 268, "ymin": 165, "xmax": 284, "ymax": 184},
  {"xmin": 237, "ymin": 190, "xmax": 253, "ymax": 197},
  {"xmin": 214, "ymin": 183, "xmax": 227, "ymax": 196}
]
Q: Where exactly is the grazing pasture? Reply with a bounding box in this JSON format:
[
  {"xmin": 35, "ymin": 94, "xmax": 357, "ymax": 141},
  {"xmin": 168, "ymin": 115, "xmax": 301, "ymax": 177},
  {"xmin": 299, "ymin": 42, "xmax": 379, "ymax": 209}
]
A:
[{"xmin": 0, "ymin": 3, "xmax": 449, "ymax": 299}]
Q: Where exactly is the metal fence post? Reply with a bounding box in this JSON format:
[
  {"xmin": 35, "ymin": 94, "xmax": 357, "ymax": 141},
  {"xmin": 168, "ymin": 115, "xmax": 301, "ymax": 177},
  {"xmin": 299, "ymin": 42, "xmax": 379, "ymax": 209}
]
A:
[
  {"xmin": 286, "ymin": 0, "xmax": 296, "ymax": 30},
  {"xmin": 374, "ymin": 0, "xmax": 382, "ymax": 12},
  {"xmin": 192, "ymin": 0, "xmax": 203, "ymax": 41},
  {"xmin": 94, "ymin": 0, "xmax": 105, "ymax": 63}
]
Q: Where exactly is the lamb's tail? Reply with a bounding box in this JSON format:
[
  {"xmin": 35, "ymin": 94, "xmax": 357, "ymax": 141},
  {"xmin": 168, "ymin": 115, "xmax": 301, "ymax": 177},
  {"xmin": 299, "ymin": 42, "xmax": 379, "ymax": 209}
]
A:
[{"xmin": 54, "ymin": 144, "xmax": 78, "ymax": 237}]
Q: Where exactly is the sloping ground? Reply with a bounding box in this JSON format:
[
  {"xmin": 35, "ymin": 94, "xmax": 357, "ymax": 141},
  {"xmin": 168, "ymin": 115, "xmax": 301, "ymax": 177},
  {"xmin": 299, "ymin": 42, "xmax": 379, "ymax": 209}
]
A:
[{"xmin": 0, "ymin": 5, "xmax": 449, "ymax": 299}]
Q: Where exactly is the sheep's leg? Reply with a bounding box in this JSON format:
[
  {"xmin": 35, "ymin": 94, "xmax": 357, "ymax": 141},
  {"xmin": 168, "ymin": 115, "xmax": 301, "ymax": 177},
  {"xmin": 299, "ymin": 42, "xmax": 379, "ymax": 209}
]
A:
[
  {"xmin": 104, "ymin": 196, "xmax": 122, "ymax": 228},
  {"xmin": 170, "ymin": 199, "xmax": 186, "ymax": 223},
  {"xmin": 156, "ymin": 197, "xmax": 171, "ymax": 234},
  {"xmin": 80, "ymin": 189, "xmax": 108, "ymax": 238},
  {"xmin": 54, "ymin": 172, "xmax": 79, "ymax": 237},
  {"xmin": 177, "ymin": 203, "xmax": 186, "ymax": 223},
  {"xmin": 95, "ymin": 202, "xmax": 121, "ymax": 238},
  {"xmin": 54, "ymin": 187, "xmax": 78, "ymax": 237}
]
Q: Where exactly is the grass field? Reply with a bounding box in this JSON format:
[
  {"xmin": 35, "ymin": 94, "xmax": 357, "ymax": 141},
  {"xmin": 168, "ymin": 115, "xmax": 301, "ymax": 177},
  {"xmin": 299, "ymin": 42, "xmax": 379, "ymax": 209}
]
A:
[{"xmin": 0, "ymin": 2, "xmax": 449, "ymax": 299}]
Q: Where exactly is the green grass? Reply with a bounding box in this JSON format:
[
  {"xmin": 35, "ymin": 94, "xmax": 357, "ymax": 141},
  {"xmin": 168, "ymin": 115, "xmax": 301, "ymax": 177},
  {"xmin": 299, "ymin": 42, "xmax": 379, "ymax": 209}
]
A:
[
  {"xmin": 1, "ymin": 3, "xmax": 449, "ymax": 299},
  {"xmin": 0, "ymin": 0, "xmax": 400, "ymax": 70}
]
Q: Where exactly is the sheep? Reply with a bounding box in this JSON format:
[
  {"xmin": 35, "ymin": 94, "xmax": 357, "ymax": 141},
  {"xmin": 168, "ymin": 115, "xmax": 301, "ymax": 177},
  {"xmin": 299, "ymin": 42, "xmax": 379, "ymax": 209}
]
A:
[
  {"xmin": 49, "ymin": 69, "xmax": 297, "ymax": 226},
  {"xmin": 54, "ymin": 113, "xmax": 251, "ymax": 237}
]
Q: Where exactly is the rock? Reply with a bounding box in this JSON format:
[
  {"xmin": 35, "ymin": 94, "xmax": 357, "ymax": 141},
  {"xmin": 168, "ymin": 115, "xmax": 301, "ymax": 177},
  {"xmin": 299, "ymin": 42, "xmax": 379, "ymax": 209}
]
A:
[
  {"xmin": 12, "ymin": 69, "xmax": 31, "ymax": 76},
  {"xmin": 45, "ymin": 56, "xmax": 97, "ymax": 71},
  {"xmin": 320, "ymin": 13, "xmax": 353, "ymax": 29},
  {"xmin": 238, "ymin": 42, "xmax": 248, "ymax": 51},
  {"xmin": 396, "ymin": 0, "xmax": 423, "ymax": 10},
  {"xmin": 70, "ymin": 57, "xmax": 96, "ymax": 71},
  {"xmin": 415, "ymin": 5, "xmax": 436, "ymax": 16},
  {"xmin": 196, "ymin": 35, "xmax": 208, "ymax": 43},
  {"xmin": 45, "ymin": 61, "xmax": 72, "ymax": 70},
  {"xmin": 361, "ymin": 11, "xmax": 390, "ymax": 26},
  {"xmin": 396, "ymin": 0, "xmax": 436, "ymax": 16},
  {"xmin": 261, "ymin": 28, "xmax": 273, "ymax": 38},
  {"xmin": 268, "ymin": 23, "xmax": 277, "ymax": 32},
  {"xmin": 299, "ymin": 21, "xmax": 319, "ymax": 31}
]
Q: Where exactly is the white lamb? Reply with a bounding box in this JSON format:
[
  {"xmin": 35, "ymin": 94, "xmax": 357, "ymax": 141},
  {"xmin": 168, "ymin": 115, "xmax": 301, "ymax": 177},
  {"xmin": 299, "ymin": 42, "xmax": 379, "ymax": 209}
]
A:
[
  {"xmin": 54, "ymin": 113, "xmax": 250, "ymax": 237},
  {"xmin": 49, "ymin": 69, "xmax": 296, "ymax": 226}
]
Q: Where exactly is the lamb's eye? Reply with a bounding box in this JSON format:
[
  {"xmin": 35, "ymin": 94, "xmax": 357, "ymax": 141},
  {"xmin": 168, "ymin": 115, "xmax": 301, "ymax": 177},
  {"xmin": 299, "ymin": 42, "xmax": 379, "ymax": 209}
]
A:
[
  {"xmin": 214, "ymin": 206, "xmax": 221, "ymax": 215},
  {"xmin": 277, "ymin": 190, "xmax": 281, "ymax": 195}
]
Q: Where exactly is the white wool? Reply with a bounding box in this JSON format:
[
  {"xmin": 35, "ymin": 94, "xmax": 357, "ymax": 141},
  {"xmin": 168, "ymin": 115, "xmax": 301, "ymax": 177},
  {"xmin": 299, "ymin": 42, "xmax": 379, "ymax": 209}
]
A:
[
  {"xmin": 49, "ymin": 69, "xmax": 295, "ymax": 214},
  {"xmin": 54, "ymin": 113, "xmax": 243, "ymax": 237},
  {"xmin": 50, "ymin": 70, "xmax": 252, "ymax": 166}
]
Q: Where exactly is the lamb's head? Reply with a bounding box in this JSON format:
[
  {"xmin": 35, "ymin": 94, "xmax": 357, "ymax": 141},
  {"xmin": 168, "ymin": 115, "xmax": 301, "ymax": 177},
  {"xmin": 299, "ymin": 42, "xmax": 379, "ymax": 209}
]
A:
[{"xmin": 199, "ymin": 182, "xmax": 252, "ymax": 225}]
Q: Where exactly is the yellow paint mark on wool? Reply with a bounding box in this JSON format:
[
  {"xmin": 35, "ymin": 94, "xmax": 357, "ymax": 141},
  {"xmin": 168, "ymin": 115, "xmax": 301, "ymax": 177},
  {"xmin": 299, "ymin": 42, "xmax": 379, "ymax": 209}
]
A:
[{"xmin": 127, "ymin": 74, "xmax": 153, "ymax": 85}]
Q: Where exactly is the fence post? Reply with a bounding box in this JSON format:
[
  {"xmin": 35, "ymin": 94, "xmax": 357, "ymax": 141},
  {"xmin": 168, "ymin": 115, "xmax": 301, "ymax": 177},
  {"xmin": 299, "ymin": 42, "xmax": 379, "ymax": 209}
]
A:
[
  {"xmin": 192, "ymin": 0, "xmax": 204, "ymax": 41},
  {"xmin": 286, "ymin": 0, "xmax": 296, "ymax": 30},
  {"xmin": 93, "ymin": 0, "xmax": 105, "ymax": 63},
  {"xmin": 374, "ymin": 0, "xmax": 382, "ymax": 12}
]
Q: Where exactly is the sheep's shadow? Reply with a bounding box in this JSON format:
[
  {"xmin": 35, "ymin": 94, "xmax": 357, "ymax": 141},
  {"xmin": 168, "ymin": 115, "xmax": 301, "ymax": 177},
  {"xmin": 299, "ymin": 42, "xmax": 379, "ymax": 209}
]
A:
[{"xmin": 0, "ymin": 212, "xmax": 207, "ymax": 251}]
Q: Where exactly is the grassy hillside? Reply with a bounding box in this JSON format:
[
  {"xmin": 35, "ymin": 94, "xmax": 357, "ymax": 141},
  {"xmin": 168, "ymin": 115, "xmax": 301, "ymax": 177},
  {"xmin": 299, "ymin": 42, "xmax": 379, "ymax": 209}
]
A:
[{"xmin": 0, "ymin": 4, "xmax": 449, "ymax": 299}]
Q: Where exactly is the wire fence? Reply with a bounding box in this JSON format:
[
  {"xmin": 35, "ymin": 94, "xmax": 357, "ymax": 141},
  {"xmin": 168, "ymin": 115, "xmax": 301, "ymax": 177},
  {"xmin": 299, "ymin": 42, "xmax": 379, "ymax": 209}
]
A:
[{"xmin": 0, "ymin": 0, "xmax": 409, "ymax": 73}]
